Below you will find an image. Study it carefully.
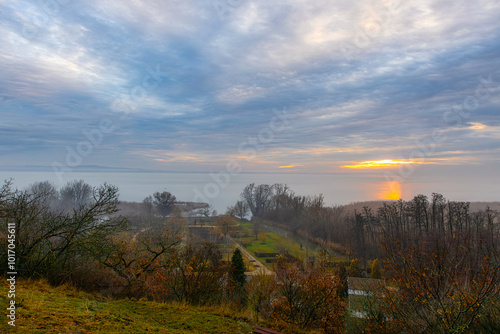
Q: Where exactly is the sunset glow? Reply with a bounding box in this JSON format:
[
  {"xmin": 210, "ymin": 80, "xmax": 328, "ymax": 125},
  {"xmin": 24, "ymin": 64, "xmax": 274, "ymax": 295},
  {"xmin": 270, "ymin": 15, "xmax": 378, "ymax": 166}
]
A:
[
  {"xmin": 0, "ymin": 0, "xmax": 498, "ymax": 206},
  {"xmin": 342, "ymin": 160, "xmax": 414, "ymax": 169},
  {"xmin": 279, "ymin": 164, "xmax": 302, "ymax": 169},
  {"xmin": 377, "ymin": 181, "xmax": 402, "ymax": 200}
]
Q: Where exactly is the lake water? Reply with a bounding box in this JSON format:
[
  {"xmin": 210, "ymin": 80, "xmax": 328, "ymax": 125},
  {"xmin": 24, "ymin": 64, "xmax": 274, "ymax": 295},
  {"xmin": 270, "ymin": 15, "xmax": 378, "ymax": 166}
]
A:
[{"xmin": 0, "ymin": 170, "xmax": 497, "ymax": 213}]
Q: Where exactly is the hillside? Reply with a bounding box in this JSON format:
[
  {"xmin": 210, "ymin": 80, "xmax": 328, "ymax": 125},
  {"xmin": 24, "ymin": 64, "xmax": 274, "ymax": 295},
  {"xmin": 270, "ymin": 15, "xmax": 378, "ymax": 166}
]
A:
[{"xmin": 0, "ymin": 279, "xmax": 253, "ymax": 334}]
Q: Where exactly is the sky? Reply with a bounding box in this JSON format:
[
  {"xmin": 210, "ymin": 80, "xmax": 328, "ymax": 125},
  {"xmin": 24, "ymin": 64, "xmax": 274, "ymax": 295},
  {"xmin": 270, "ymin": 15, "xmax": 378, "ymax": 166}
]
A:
[{"xmin": 0, "ymin": 0, "xmax": 499, "ymax": 201}]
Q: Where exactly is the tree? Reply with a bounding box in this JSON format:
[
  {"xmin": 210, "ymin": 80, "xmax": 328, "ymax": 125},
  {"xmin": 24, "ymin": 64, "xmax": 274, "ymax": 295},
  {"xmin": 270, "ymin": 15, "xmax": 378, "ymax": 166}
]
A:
[
  {"xmin": 241, "ymin": 183, "xmax": 274, "ymax": 217},
  {"xmin": 216, "ymin": 215, "xmax": 235, "ymax": 239},
  {"xmin": 99, "ymin": 221, "xmax": 182, "ymax": 298},
  {"xmin": 225, "ymin": 205, "xmax": 237, "ymax": 217},
  {"xmin": 153, "ymin": 191, "xmax": 176, "ymax": 217},
  {"xmin": 195, "ymin": 205, "xmax": 209, "ymax": 218},
  {"xmin": 0, "ymin": 181, "xmax": 127, "ymax": 284},
  {"xmin": 0, "ymin": 179, "xmax": 12, "ymax": 211},
  {"xmin": 379, "ymin": 195, "xmax": 500, "ymax": 333},
  {"xmin": 230, "ymin": 248, "xmax": 246, "ymax": 288},
  {"xmin": 271, "ymin": 256, "xmax": 346, "ymax": 333},
  {"xmin": 371, "ymin": 259, "xmax": 382, "ymax": 279},
  {"xmin": 27, "ymin": 181, "xmax": 58, "ymax": 208},
  {"xmin": 216, "ymin": 215, "xmax": 236, "ymax": 255},
  {"xmin": 229, "ymin": 248, "xmax": 247, "ymax": 307},
  {"xmin": 252, "ymin": 218, "xmax": 261, "ymax": 240},
  {"xmin": 248, "ymin": 271, "xmax": 276, "ymax": 322},
  {"xmin": 142, "ymin": 195, "xmax": 153, "ymax": 216},
  {"xmin": 234, "ymin": 200, "xmax": 249, "ymax": 220},
  {"xmin": 164, "ymin": 243, "xmax": 227, "ymax": 305},
  {"xmin": 60, "ymin": 179, "xmax": 92, "ymax": 209},
  {"xmin": 349, "ymin": 258, "xmax": 361, "ymax": 277}
]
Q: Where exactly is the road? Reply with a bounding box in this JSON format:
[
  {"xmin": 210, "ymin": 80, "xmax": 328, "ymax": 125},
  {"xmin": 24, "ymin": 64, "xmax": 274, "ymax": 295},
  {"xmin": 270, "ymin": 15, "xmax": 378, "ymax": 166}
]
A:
[{"xmin": 233, "ymin": 241, "xmax": 274, "ymax": 276}]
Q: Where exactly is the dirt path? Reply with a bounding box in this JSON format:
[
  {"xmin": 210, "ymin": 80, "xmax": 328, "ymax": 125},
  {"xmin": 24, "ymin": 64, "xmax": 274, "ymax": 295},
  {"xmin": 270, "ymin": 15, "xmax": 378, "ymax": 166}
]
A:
[{"xmin": 233, "ymin": 241, "xmax": 273, "ymax": 276}]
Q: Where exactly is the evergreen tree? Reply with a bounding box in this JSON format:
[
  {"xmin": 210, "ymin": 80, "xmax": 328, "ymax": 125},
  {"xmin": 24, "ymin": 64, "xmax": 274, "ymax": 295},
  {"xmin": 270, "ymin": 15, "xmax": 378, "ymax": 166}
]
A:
[{"xmin": 230, "ymin": 248, "xmax": 246, "ymax": 288}]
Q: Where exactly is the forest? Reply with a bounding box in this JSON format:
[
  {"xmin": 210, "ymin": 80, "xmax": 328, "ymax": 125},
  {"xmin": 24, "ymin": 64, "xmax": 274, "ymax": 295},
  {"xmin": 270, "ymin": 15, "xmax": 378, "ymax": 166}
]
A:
[{"xmin": 1, "ymin": 179, "xmax": 499, "ymax": 333}]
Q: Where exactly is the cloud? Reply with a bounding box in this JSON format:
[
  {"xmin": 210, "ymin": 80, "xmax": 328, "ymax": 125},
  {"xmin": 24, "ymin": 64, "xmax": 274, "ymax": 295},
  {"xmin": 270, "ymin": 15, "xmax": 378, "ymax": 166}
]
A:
[
  {"xmin": 0, "ymin": 0, "xmax": 499, "ymax": 174},
  {"xmin": 342, "ymin": 160, "xmax": 418, "ymax": 169}
]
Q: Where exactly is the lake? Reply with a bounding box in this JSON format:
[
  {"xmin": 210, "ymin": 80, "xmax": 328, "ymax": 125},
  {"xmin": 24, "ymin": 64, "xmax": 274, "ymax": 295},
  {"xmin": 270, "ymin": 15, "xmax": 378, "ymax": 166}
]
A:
[{"xmin": 0, "ymin": 170, "xmax": 497, "ymax": 213}]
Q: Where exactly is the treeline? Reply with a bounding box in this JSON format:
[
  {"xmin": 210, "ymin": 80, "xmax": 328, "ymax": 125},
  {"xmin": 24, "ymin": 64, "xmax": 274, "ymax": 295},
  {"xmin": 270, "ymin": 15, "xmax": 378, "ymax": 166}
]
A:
[
  {"xmin": 231, "ymin": 184, "xmax": 499, "ymax": 267},
  {"xmin": 375, "ymin": 194, "xmax": 500, "ymax": 333},
  {"xmin": 229, "ymin": 183, "xmax": 347, "ymax": 245},
  {"xmin": 230, "ymin": 183, "xmax": 500, "ymax": 333},
  {"xmin": 118, "ymin": 191, "xmax": 210, "ymax": 229},
  {"xmin": 0, "ymin": 179, "xmax": 215, "ymax": 293},
  {"xmin": 0, "ymin": 179, "xmax": 348, "ymax": 333},
  {"xmin": 2, "ymin": 179, "xmax": 498, "ymax": 333}
]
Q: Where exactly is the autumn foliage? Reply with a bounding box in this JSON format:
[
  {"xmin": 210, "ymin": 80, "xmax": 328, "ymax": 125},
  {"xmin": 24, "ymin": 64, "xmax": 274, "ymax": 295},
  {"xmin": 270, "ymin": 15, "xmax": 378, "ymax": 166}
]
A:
[
  {"xmin": 379, "ymin": 195, "xmax": 500, "ymax": 333},
  {"xmin": 269, "ymin": 256, "xmax": 346, "ymax": 333}
]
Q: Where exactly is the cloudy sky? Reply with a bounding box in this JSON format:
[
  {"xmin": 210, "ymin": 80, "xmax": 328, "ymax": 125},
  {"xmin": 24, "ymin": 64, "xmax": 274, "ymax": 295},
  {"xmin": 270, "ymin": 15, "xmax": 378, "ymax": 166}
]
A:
[{"xmin": 0, "ymin": 0, "xmax": 499, "ymax": 200}]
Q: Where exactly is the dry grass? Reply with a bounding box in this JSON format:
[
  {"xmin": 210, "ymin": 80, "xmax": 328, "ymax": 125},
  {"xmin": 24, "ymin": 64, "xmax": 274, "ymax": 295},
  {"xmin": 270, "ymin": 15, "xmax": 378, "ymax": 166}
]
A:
[{"xmin": 0, "ymin": 278, "xmax": 253, "ymax": 333}]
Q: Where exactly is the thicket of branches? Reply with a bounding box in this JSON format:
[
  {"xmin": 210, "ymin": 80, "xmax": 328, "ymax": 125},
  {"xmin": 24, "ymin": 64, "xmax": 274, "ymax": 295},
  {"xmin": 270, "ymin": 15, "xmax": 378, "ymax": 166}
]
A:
[
  {"xmin": 377, "ymin": 195, "xmax": 500, "ymax": 333},
  {"xmin": 235, "ymin": 183, "xmax": 500, "ymax": 332},
  {"xmin": 237, "ymin": 183, "xmax": 349, "ymax": 251},
  {"xmin": 3, "ymin": 178, "xmax": 498, "ymax": 333},
  {"xmin": 0, "ymin": 179, "xmax": 348, "ymax": 333},
  {"xmin": 0, "ymin": 179, "xmax": 126, "ymax": 285}
]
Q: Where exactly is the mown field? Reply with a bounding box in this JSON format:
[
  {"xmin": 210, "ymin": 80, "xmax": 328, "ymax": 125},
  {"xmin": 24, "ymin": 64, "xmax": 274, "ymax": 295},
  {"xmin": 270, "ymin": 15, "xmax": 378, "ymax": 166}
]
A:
[{"xmin": 0, "ymin": 279, "xmax": 253, "ymax": 333}]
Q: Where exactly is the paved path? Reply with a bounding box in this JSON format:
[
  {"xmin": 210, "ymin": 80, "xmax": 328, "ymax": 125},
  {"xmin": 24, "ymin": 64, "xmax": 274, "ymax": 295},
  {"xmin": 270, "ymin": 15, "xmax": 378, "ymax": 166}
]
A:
[{"xmin": 232, "ymin": 241, "xmax": 273, "ymax": 276}]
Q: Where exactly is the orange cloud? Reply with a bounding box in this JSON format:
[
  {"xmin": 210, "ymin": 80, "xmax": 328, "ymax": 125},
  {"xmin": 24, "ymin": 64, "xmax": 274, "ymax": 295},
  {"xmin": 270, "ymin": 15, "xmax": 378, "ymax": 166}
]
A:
[
  {"xmin": 342, "ymin": 159, "xmax": 415, "ymax": 169},
  {"xmin": 279, "ymin": 164, "xmax": 302, "ymax": 169},
  {"xmin": 469, "ymin": 122, "xmax": 487, "ymax": 130}
]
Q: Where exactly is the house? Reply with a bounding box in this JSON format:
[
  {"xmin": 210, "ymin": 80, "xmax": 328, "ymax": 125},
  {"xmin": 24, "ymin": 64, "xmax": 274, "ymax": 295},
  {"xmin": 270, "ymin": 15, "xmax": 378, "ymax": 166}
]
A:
[
  {"xmin": 348, "ymin": 277, "xmax": 386, "ymax": 318},
  {"xmin": 348, "ymin": 277, "xmax": 386, "ymax": 296}
]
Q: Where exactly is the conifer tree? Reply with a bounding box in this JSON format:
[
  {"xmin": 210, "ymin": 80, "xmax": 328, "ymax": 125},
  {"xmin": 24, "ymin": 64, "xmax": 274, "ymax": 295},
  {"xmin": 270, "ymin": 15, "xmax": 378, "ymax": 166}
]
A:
[{"xmin": 230, "ymin": 248, "xmax": 246, "ymax": 288}]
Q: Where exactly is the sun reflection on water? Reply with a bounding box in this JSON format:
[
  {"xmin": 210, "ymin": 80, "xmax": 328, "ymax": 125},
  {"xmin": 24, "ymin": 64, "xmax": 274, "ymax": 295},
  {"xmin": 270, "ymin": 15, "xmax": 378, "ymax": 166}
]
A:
[{"xmin": 377, "ymin": 181, "xmax": 402, "ymax": 200}]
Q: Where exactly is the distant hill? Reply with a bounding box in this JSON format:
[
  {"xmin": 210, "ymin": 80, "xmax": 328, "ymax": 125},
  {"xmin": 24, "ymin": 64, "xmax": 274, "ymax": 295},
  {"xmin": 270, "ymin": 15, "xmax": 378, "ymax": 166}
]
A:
[{"xmin": 0, "ymin": 164, "xmax": 147, "ymax": 172}]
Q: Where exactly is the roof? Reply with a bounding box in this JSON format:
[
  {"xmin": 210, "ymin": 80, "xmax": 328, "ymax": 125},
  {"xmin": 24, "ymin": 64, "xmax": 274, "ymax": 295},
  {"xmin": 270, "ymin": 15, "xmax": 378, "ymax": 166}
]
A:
[{"xmin": 348, "ymin": 277, "xmax": 386, "ymax": 292}]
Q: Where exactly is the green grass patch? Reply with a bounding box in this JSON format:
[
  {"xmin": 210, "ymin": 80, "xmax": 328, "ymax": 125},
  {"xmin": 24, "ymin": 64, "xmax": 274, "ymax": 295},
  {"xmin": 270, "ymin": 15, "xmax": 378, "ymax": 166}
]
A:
[
  {"xmin": 236, "ymin": 220, "xmax": 319, "ymax": 269},
  {"xmin": 0, "ymin": 279, "xmax": 253, "ymax": 333}
]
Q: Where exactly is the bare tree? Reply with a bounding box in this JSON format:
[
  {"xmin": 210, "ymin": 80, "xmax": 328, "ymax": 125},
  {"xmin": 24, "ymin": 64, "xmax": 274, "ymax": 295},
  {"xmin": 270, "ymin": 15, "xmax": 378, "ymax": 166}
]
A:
[
  {"xmin": 216, "ymin": 215, "xmax": 236, "ymax": 239},
  {"xmin": 164, "ymin": 243, "xmax": 228, "ymax": 305},
  {"xmin": 0, "ymin": 179, "xmax": 12, "ymax": 211},
  {"xmin": 234, "ymin": 200, "xmax": 249, "ymax": 220},
  {"xmin": 142, "ymin": 195, "xmax": 154, "ymax": 216},
  {"xmin": 27, "ymin": 181, "xmax": 58, "ymax": 208},
  {"xmin": 379, "ymin": 195, "xmax": 500, "ymax": 333},
  {"xmin": 0, "ymin": 181, "xmax": 127, "ymax": 283},
  {"xmin": 252, "ymin": 218, "xmax": 261, "ymax": 240},
  {"xmin": 226, "ymin": 205, "xmax": 237, "ymax": 217},
  {"xmin": 100, "ymin": 220, "xmax": 182, "ymax": 297},
  {"xmin": 60, "ymin": 179, "xmax": 93, "ymax": 209},
  {"xmin": 241, "ymin": 183, "xmax": 274, "ymax": 217}
]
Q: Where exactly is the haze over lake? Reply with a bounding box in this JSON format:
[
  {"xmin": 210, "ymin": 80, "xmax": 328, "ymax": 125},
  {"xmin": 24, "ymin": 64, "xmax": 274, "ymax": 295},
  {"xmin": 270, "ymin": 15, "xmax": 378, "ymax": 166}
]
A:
[{"xmin": 1, "ymin": 170, "xmax": 497, "ymax": 214}]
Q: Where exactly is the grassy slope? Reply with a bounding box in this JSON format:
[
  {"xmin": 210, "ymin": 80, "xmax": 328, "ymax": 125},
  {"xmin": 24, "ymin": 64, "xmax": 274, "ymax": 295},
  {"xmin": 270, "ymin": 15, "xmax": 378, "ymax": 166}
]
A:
[
  {"xmin": 237, "ymin": 220, "xmax": 319, "ymax": 270},
  {"xmin": 0, "ymin": 279, "xmax": 252, "ymax": 334}
]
